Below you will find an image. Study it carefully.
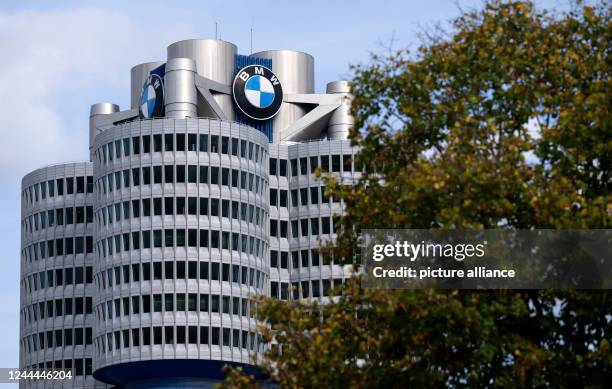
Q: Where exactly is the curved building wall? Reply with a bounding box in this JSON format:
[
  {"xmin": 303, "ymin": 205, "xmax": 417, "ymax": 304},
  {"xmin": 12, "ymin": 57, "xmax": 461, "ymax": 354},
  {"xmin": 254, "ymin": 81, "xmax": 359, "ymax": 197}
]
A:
[
  {"xmin": 268, "ymin": 140, "xmax": 359, "ymax": 301},
  {"xmin": 20, "ymin": 162, "xmax": 103, "ymax": 388},
  {"xmin": 90, "ymin": 118, "xmax": 269, "ymax": 386}
]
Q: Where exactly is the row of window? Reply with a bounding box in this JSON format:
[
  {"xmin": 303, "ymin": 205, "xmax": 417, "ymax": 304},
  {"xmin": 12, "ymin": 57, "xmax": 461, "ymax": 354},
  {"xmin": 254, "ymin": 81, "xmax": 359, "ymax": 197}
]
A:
[
  {"xmin": 23, "ymin": 176, "xmax": 93, "ymax": 206},
  {"xmin": 269, "ymin": 186, "xmax": 340, "ymax": 207},
  {"xmin": 22, "ymin": 297, "xmax": 93, "ymax": 324},
  {"xmin": 270, "ymin": 216, "xmax": 336, "ymax": 238},
  {"xmin": 96, "ymin": 293, "xmax": 256, "ymax": 321},
  {"xmin": 96, "ymin": 326, "xmax": 261, "ymax": 353},
  {"xmin": 22, "ymin": 359, "xmax": 93, "ymax": 377},
  {"xmin": 22, "ymin": 328, "xmax": 92, "ymax": 353},
  {"xmin": 96, "ymin": 165, "xmax": 267, "ymax": 198},
  {"xmin": 95, "ymin": 133, "xmax": 267, "ymax": 166},
  {"xmin": 22, "ymin": 265, "xmax": 93, "ymax": 294},
  {"xmin": 270, "ymin": 154, "xmax": 356, "ymax": 177},
  {"xmin": 269, "ymin": 248, "xmax": 351, "ymax": 270},
  {"xmin": 22, "ymin": 236, "xmax": 93, "ymax": 264},
  {"xmin": 22, "ymin": 206, "xmax": 94, "ymax": 234},
  {"xmin": 97, "ymin": 197, "xmax": 266, "ymax": 229},
  {"xmin": 270, "ymin": 278, "xmax": 346, "ymax": 300},
  {"xmin": 96, "ymin": 261, "xmax": 265, "ymax": 291},
  {"xmin": 96, "ymin": 229, "xmax": 267, "ymax": 260}
]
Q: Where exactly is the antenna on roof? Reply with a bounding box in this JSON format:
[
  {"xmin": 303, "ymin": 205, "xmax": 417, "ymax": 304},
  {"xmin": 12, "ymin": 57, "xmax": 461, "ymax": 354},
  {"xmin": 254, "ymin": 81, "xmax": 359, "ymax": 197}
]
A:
[
  {"xmin": 250, "ymin": 27, "xmax": 253, "ymax": 54},
  {"xmin": 215, "ymin": 22, "xmax": 218, "ymax": 39}
]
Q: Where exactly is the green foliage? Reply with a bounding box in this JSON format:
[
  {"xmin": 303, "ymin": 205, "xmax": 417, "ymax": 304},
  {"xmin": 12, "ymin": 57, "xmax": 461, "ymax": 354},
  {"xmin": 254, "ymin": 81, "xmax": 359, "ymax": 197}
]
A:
[{"xmin": 220, "ymin": 1, "xmax": 611, "ymax": 388}]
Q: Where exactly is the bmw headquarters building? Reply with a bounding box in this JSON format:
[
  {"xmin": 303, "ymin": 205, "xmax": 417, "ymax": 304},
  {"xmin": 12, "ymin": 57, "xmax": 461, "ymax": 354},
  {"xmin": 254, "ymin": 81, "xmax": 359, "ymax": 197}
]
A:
[{"xmin": 19, "ymin": 39, "xmax": 359, "ymax": 388}]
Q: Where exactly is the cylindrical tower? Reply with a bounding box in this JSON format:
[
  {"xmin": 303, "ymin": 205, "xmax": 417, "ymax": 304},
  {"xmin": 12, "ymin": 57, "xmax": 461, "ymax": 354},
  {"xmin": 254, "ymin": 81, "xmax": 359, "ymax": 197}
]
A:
[
  {"xmin": 20, "ymin": 162, "xmax": 103, "ymax": 388},
  {"xmin": 325, "ymin": 81, "xmax": 353, "ymax": 140},
  {"xmin": 89, "ymin": 103, "xmax": 120, "ymax": 155},
  {"xmin": 131, "ymin": 62, "xmax": 165, "ymax": 110},
  {"xmin": 164, "ymin": 58, "xmax": 198, "ymax": 119},
  {"xmin": 167, "ymin": 39, "xmax": 238, "ymax": 120},
  {"xmin": 91, "ymin": 118, "xmax": 269, "ymax": 387},
  {"xmin": 250, "ymin": 50, "xmax": 314, "ymax": 142}
]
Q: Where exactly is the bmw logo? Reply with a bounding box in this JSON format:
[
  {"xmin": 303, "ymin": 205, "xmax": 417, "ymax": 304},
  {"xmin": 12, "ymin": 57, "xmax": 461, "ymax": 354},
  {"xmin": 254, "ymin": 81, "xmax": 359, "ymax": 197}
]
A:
[
  {"xmin": 139, "ymin": 73, "xmax": 164, "ymax": 119},
  {"xmin": 233, "ymin": 65, "xmax": 283, "ymax": 121}
]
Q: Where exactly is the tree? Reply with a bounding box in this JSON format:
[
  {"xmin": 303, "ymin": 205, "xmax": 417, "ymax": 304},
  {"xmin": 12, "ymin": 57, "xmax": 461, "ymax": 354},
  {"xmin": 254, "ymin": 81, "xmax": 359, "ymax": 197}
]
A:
[{"xmin": 220, "ymin": 1, "xmax": 611, "ymax": 387}]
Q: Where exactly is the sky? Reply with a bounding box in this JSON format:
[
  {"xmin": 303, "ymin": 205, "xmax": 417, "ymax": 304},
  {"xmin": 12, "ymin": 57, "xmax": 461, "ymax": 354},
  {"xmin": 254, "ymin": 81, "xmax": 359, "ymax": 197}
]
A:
[{"xmin": 0, "ymin": 0, "xmax": 566, "ymax": 375}]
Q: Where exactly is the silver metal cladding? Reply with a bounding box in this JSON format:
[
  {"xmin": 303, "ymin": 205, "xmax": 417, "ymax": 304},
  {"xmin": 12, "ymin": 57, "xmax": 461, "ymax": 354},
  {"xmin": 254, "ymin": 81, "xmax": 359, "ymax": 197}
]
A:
[
  {"xmin": 326, "ymin": 81, "xmax": 353, "ymax": 140},
  {"xmin": 130, "ymin": 62, "xmax": 165, "ymax": 109},
  {"xmin": 164, "ymin": 58, "xmax": 198, "ymax": 119},
  {"xmin": 89, "ymin": 103, "xmax": 120, "ymax": 152},
  {"xmin": 167, "ymin": 39, "xmax": 238, "ymax": 119},
  {"xmin": 250, "ymin": 50, "xmax": 315, "ymax": 141}
]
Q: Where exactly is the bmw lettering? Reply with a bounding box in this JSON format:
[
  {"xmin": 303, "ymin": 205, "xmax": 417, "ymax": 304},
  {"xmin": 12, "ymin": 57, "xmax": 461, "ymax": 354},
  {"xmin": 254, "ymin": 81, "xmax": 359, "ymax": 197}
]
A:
[
  {"xmin": 139, "ymin": 73, "xmax": 164, "ymax": 119},
  {"xmin": 233, "ymin": 65, "xmax": 283, "ymax": 120}
]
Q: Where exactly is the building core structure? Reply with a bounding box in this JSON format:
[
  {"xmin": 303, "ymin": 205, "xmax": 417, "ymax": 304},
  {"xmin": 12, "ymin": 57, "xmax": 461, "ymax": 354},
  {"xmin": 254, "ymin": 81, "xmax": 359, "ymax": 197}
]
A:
[{"xmin": 20, "ymin": 38, "xmax": 358, "ymax": 388}]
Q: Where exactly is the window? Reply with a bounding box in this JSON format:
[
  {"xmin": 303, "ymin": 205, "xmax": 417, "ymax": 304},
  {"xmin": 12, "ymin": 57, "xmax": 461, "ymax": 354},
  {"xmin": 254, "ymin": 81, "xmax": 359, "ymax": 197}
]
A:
[
  {"xmin": 164, "ymin": 197, "xmax": 174, "ymax": 215},
  {"xmin": 270, "ymin": 189, "xmax": 278, "ymax": 206},
  {"xmin": 188, "ymin": 134, "xmax": 197, "ymax": 151},
  {"xmin": 290, "ymin": 159, "xmax": 297, "ymax": 176},
  {"xmin": 132, "ymin": 136, "xmax": 140, "ymax": 155},
  {"xmin": 188, "ymin": 294, "xmax": 197, "ymax": 311},
  {"xmin": 189, "ymin": 197, "xmax": 197, "ymax": 215},
  {"xmin": 153, "ymin": 134, "xmax": 162, "ymax": 152},
  {"xmin": 177, "ymin": 230, "xmax": 185, "ymax": 248},
  {"xmin": 176, "ymin": 293, "xmax": 186, "ymax": 311},
  {"xmin": 176, "ymin": 134, "xmax": 185, "ymax": 151},
  {"xmin": 280, "ymin": 159, "xmax": 287, "ymax": 177},
  {"xmin": 188, "ymin": 165, "xmax": 197, "ymax": 183},
  {"xmin": 300, "ymin": 157, "xmax": 308, "ymax": 175},
  {"xmin": 232, "ymin": 138, "xmax": 239, "ymax": 156},
  {"xmin": 343, "ymin": 155, "xmax": 352, "ymax": 172},
  {"xmin": 176, "ymin": 197, "xmax": 185, "ymax": 215},
  {"xmin": 310, "ymin": 156, "xmax": 319, "ymax": 173},
  {"xmin": 164, "ymin": 166, "xmax": 173, "ymax": 183},
  {"xmin": 132, "ymin": 168, "xmax": 140, "ymax": 186},
  {"xmin": 164, "ymin": 229, "xmax": 174, "ymax": 247},
  {"xmin": 188, "ymin": 229, "xmax": 197, "ymax": 248},
  {"xmin": 269, "ymin": 158, "xmax": 277, "ymax": 175},
  {"xmin": 321, "ymin": 155, "xmax": 329, "ymax": 172},
  {"xmin": 210, "ymin": 135, "xmax": 219, "ymax": 153},
  {"xmin": 300, "ymin": 188, "xmax": 308, "ymax": 206},
  {"xmin": 211, "ymin": 167, "xmax": 219, "ymax": 185},
  {"xmin": 199, "ymin": 134, "xmax": 208, "ymax": 152},
  {"xmin": 56, "ymin": 179, "xmax": 64, "ymax": 196},
  {"xmin": 310, "ymin": 187, "xmax": 319, "ymax": 204},
  {"xmin": 332, "ymin": 155, "xmax": 341, "ymax": 172},
  {"xmin": 76, "ymin": 176, "xmax": 85, "ymax": 193},
  {"xmin": 322, "ymin": 216, "xmax": 331, "ymax": 234},
  {"xmin": 189, "ymin": 326, "xmax": 198, "ymax": 344},
  {"xmin": 164, "ymin": 134, "xmax": 173, "ymax": 152},
  {"xmin": 176, "ymin": 165, "xmax": 185, "ymax": 183},
  {"xmin": 143, "ymin": 135, "xmax": 151, "ymax": 153},
  {"xmin": 153, "ymin": 166, "xmax": 162, "ymax": 184},
  {"xmin": 221, "ymin": 168, "xmax": 229, "ymax": 186},
  {"xmin": 154, "ymin": 230, "xmax": 162, "ymax": 248},
  {"xmin": 143, "ymin": 167, "xmax": 151, "ymax": 185},
  {"xmin": 66, "ymin": 177, "xmax": 74, "ymax": 194}
]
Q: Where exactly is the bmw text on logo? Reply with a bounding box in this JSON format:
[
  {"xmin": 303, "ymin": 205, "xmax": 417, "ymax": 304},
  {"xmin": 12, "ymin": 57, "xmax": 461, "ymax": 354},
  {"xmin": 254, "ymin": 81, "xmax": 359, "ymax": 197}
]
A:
[
  {"xmin": 139, "ymin": 74, "xmax": 165, "ymax": 119},
  {"xmin": 233, "ymin": 65, "xmax": 283, "ymax": 120}
]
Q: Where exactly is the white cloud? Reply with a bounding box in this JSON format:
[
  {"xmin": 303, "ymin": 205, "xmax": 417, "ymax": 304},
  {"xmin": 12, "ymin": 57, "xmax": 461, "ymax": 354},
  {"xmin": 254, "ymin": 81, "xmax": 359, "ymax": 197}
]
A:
[{"xmin": 0, "ymin": 8, "xmax": 194, "ymax": 180}]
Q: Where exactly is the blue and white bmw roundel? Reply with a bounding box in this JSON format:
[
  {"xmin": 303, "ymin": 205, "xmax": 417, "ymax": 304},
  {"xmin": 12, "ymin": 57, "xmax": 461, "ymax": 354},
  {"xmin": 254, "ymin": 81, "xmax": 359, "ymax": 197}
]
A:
[
  {"xmin": 245, "ymin": 75, "xmax": 276, "ymax": 109},
  {"xmin": 139, "ymin": 74, "xmax": 164, "ymax": 119},
  {"xmin": 233, "ymin": 65, "xmax": 283, "ymax": 120}
]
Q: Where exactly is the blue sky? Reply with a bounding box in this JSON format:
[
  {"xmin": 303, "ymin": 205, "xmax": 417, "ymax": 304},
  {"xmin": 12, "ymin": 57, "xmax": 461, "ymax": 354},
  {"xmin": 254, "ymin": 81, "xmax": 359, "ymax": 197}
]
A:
[{"xmin": 0, "ymin": 0, "xmax": 566, "ymax": 374}]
